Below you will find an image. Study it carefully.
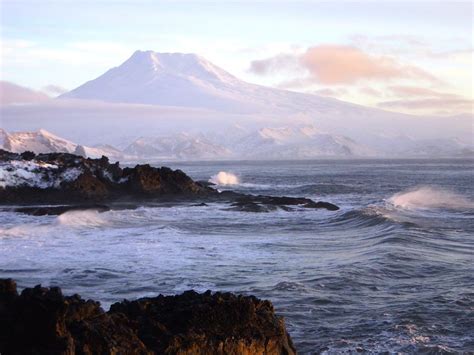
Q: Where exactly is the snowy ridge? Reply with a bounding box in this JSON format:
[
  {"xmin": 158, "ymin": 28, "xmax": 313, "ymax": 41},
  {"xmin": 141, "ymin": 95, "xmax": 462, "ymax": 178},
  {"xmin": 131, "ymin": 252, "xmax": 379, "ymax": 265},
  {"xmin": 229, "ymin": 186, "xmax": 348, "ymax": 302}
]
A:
[
  {"xmin": 234, "ymin": 125, "xmax": 375, "ymax": 158},
  {"xmin": 1, "ymin": 127, "xmax": 471, "ymax": 160},
  {"xmin": 0, "ymin": 129, "xmax": 123, "ymax": 160},
  {"xmin": 124, "ymin": 133, "xmax": 232, "ymax": 159}
]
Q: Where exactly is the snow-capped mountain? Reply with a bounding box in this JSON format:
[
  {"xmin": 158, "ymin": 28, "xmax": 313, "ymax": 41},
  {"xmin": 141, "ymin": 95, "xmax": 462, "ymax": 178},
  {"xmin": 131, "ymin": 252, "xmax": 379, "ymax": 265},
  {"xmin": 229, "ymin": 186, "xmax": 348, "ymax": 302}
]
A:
[
  {"xmin": 1, "ymin": 127, "xmax": 471, "ymax": 160},
  {"xmin": 60, "ymin": 51, "xmax": 256, "ymax": 112},
  {"xmin": 234, "ymin": 126, "xmax": 375, "ymax": 158},
  {"xmin": 60, "ymin": 50, "xmax": 371, "ymax": 117},
  {"xmin": 124, "ymin": 133, "xmax": 231, "ymax": 160},
  {"xmin": 0, "ymin": 129, "xmax": 123, "ymax": 160},
  {"xmin": 0, "ymin": 129, "xmax": 77, "ymax": 154},
  {"xmin": 57, "ymin": 50, "xmax": 471, "ymax": 147},
  {"xmin": 2, "ymin": 50, "xmax": 471, "ymax": 159}
]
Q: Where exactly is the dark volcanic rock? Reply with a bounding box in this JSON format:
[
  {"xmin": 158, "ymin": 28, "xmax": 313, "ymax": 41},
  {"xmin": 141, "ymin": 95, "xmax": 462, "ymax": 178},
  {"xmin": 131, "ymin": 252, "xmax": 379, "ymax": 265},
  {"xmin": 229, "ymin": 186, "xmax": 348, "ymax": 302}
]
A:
[
  {"xmin": 227, "ymin": 194, "xmax": 338, "ymax": 212},
  {"xmin": 0, "ymin": 150, "xmax": 212, "ymax": 204},
  {"xmin": 123, "ymin": 164, "xmax": 203, "ymax": 195},
  {"xmin": 229, "ymin": 201, "xmax": 284, "ymax": 213},
  {"xmin": 0, "ymin": 279, "xmax": 296, "ymax": 355},
  {"xmin": 0, "ymin": 149, "xmax": 339, "ymax": 212},
  {"xmin": 303, "ymin": 201, "xmax": 340, "ymax": 211},
  {"xmin": 13, "ymin": 204, "xmax": 111, "ymax": 216}
]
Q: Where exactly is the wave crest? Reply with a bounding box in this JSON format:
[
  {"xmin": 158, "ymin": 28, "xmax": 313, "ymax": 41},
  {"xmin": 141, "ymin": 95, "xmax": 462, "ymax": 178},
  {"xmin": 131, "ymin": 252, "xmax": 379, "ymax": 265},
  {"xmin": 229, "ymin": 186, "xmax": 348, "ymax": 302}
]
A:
[
  {"xmin": 209, "ymin": 171, "xmax": 240, "ymax": 185},
  {"xmin": 56, "ymin": 210, "xmax": 108, "ymax": 227},
  {"xmin": 388, "ymin": 186, "xmax": 474, "ymax": 210}
]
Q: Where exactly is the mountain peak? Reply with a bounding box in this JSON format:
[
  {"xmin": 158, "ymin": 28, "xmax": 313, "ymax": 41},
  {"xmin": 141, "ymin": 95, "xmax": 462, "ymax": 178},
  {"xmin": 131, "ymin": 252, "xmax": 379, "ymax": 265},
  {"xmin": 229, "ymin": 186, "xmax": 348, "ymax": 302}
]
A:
[
  {"xmin": 122, "ymin": 50, "xmax": 236, "ymax": 83},
  {"xmin": 60, "ymin": 49, "xmax": 247, "ymax": 109}
]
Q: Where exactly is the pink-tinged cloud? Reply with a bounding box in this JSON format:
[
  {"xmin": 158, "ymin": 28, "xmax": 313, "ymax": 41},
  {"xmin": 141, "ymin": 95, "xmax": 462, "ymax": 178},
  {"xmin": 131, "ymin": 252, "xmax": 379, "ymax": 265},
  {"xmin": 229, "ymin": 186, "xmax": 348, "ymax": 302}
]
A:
[
  {"xmin": 388, "ymin": 86, "xmax": 460, "ymax": 99},
  {"xmin": 250, "ymin": 45, "xmax": 439, "ymax": 85},
  {"xmin": 0, "ymin": 81, "xmax": 50, "ymax": 105},
  {"xmin": 300, "ymin": 45, "xmax": 437, "ymax": 84},
  {"xmin": 313, "ymin": 88, "xmax": 348, "ymax": 97},
  {"xmin": 359, "ymin": 87, "xmax": 382, "ymax": 97},
  {"xmin": 377, "ymin": 98, "xmax": 473, "ymax": 113}
]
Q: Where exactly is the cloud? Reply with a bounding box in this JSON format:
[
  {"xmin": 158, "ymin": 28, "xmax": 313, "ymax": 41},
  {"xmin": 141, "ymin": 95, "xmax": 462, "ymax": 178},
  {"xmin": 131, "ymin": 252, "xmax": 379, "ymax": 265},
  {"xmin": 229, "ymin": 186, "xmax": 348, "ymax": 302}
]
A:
[
  {"xmin": 0, "ymin": 81, "xmax": 50, "ymax": 105},
  {"xmin": 301, "ymin": 45, "xmax": 437, "ymax": 84},
  {"xmin": 359, "ymin": 87, "xmax": 382, "ymax": 97},
  {"xmin": 377, "ymin": 98, "xmax": 473, "ymax": 114},
  {"xmin": 249, "ymin": 54, "xmax": 299, "ymax": 76},
  {"xmin": 388, "ymin": 86, "xmax": 461, "ymax": 99},
  {"xmin": 313, "ymin": 88, "xmax": 348, "ymax": 97},
  {"xmin": 250, "ymin": 45, "xmax": 438, "ymax": 85},
  {"xmin": 42, "ymin": 85, "xmax": 69, "ymax": 96}
]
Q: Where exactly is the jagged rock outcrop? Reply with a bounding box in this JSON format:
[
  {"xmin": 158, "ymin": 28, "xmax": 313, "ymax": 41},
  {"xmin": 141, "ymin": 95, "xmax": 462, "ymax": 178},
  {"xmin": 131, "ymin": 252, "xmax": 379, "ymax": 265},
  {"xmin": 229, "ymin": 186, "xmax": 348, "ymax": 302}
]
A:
[
  {"xmin": 0, "ymin": 279, "xmax": 296, "ymax": 355},
  {"xmin": 0, "ymin": 149, "xmax": 339, "ymax": 213},
  {"xmin": 0, "ymin": 150, "xmax": 211, "ymax": 204}
]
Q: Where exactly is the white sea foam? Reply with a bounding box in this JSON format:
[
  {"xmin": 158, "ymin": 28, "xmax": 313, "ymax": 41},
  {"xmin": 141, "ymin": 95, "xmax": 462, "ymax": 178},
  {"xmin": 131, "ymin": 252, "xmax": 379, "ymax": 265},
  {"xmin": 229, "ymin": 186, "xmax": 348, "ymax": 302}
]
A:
[
  {"xmin": 56, "ymin": 210, "xmax": 108, "ymax": 227},
  {"xmin": 209, "ymin": 171, "xmax": 239, "ymax": 185},
  {"xmin": 388, "ymin": 186, "xmax": 474, "ymax": 210}
]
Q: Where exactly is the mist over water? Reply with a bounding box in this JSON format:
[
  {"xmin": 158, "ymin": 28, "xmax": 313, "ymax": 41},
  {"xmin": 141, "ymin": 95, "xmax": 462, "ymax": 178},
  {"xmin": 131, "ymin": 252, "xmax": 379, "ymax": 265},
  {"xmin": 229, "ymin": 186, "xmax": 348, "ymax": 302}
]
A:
[{"xmin": 1, "ymin": 159, "xmax": 473, "ymax": 353}]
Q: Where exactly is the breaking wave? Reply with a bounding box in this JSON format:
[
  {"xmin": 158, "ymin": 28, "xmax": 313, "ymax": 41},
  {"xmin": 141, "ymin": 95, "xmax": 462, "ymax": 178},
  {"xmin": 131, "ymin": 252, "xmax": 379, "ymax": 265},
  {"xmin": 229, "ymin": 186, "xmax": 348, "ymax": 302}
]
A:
[
  {"xmin": 388, "ymin": 186, "xmax": 474, "ymax": 210},
  {"xmin": 209, "ymin": 171, "xmax": 240, "ymax": 185},
  {"xmin": 56, "ymin": 210, "xmax": 108, "ymax": 227}
]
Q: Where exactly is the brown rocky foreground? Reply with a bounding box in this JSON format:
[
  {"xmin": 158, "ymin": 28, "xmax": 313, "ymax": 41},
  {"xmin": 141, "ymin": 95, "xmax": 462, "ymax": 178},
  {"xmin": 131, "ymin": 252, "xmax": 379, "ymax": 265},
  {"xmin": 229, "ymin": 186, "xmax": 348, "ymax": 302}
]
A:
[{"xmin": 0, "ymin": 279, "xmax": 296, "ymax": 354}]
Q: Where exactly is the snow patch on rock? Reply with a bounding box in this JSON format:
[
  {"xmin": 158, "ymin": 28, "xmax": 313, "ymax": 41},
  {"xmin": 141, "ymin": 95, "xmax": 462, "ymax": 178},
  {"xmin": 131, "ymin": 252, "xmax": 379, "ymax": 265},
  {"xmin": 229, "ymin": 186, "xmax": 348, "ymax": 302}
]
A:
[{"xmin": 0, "ymin": 160, "xmax": 82, "ymax": 189}]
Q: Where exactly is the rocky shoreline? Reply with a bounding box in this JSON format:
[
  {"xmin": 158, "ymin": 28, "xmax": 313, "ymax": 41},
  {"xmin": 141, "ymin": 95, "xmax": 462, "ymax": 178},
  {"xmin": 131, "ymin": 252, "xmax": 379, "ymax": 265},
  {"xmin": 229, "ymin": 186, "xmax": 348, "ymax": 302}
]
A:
[
  {"xmin": 0, "ymin": 279, "xmax": 296, "ymax": 354},
  {"xmin": 0, "ymin": 149, "xmax": 339, "ymax": 214}
]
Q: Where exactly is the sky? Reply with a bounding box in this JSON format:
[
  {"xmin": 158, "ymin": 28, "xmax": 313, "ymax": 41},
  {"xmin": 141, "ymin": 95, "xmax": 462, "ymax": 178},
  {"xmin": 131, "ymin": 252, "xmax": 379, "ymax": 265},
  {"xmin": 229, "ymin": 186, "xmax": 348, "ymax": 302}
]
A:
[{"xmin": 0, "ymin": 0, "xmax": 472, "ymax": 116}]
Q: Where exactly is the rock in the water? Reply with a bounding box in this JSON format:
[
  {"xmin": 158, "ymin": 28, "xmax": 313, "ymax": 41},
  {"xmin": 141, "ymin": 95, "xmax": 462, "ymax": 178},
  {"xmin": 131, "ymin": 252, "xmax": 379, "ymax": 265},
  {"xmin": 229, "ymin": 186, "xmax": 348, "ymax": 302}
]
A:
[
  {"xmin": 0, "ymin": 150, "xmax": 212, "ymax": 203},
  {"xmin": 0, "ymin": 279, "xmax": 296, "ymax": 355},
  {"xmin": 303, "ymin": 201, "xmax": 340, "ymax": 211},
  {"xmin": 13, "ymin": 204, "xmax": 111, "ymax": 216},
  {"xmin": 0, "ymin": 149, "xmax": 339, "ymax": 213}
]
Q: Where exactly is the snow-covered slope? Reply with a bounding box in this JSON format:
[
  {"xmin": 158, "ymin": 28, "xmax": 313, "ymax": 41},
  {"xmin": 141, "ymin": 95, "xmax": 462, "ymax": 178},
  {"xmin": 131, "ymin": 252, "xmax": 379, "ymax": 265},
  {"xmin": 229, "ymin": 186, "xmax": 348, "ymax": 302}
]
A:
[
  {"xmin": 0, "ymin": 129, "xmax": 77, "ymax": 154},
  {"xmin": 124, "ymin": 133, "xmax": 231, "ymax": 160},
  {"xmin": 0, "ymin": 129, "xmax": 124, "ymax": 160},
  {"xmin": 58, "ymin": 50, "xmax": 472, "ymax": 147},
  {"xmin": 60, "ymin": 51, "xmax": 257, "ymax": 112},
  {"xmin": 234, "ymin": 126, "xmax": 375, "ymax": 158},
  {"xmin": 0, "ymin": 127, "xmax": 471, "ymax": 160},
  {"xmin": 2, "ymin": 50, "xmax": 471, "ymax": 159},
  {"xmin": 60, "ymin": 50, "xmax": 373, "ymax": 116}
]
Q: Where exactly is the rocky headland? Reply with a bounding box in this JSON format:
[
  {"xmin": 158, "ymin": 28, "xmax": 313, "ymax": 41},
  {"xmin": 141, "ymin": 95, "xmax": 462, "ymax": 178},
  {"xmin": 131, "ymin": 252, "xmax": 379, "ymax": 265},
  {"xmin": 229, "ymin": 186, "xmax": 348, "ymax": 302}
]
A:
[
  {"xmin": 0, "ymin": 149, "xmax": 339, "ymax": 214},
  {"xmin": 0, "ymin": 279, "xmax": 296, "ymax": 354}
]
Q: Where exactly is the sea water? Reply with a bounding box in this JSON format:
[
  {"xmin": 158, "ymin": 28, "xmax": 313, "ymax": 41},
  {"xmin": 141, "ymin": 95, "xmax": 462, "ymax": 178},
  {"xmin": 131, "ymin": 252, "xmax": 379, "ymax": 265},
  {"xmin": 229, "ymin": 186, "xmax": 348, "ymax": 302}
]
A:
[{"xmin": 1, "ymin": 159, "xmax": 473, "ymax": 353}]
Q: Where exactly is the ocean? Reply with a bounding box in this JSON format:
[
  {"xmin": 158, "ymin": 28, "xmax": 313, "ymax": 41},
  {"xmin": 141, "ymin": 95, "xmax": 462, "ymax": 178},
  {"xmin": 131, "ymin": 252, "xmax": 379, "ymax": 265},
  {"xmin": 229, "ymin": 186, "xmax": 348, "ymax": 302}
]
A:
[{"xmin": 1, "ymin": 159, "xmax": 473, "ymax": 353}]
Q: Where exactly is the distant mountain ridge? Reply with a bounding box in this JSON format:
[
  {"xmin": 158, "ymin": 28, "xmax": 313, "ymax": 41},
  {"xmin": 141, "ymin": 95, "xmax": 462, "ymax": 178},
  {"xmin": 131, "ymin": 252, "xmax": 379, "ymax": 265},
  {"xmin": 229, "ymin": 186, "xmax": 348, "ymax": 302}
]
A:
[
  {"xmin": 1, "ymin": 50, "xmax": 472, "ymax": 159},
  {"xmin": 0, "ymin": 129, "xmax": 123, "ymax": 160},
  {"xmin": 2, "ymin": 128, "xmax": 471, "ymax": 160}
]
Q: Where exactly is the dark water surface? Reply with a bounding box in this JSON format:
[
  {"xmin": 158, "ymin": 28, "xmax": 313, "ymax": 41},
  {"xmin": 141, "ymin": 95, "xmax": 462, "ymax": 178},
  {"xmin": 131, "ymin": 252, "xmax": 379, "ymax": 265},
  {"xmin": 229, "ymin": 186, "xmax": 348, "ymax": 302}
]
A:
[{"xmin": 1, "ymin": 159, "xmax": 473, "ymax": 353}]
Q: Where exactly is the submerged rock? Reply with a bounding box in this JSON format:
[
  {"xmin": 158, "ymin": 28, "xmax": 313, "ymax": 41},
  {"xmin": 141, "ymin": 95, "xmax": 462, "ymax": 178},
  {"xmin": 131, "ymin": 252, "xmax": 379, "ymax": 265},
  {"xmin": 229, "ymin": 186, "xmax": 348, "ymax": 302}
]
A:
[
  {"xmin": 227, "ymin": 195, "xmax": 339, "ymax": 213},
  {"xmin": 0, "ymin": 279, "xmax": 296, "ymax": 355},
  {"xmin": 12, "ymin": 204, "xmax": 111, "ymax": 216}
]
